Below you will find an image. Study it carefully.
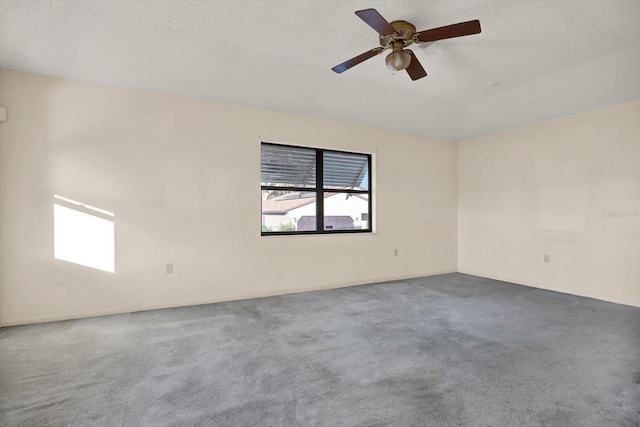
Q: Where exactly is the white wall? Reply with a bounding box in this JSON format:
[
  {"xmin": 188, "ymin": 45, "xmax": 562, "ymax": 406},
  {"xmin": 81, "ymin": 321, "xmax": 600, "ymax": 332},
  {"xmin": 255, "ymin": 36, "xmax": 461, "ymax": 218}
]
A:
[
  {"xmin": 0, "ymin": 69, "xmax": 458, "ymax": 326},
  {"xmin": 458, "ymin": 100, "xmax": 640, "ymax": 307}
]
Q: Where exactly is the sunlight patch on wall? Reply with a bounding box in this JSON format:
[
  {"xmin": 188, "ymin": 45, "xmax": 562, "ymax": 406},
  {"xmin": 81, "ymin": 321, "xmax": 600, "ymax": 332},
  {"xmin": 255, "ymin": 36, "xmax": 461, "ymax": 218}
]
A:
[{"xmin": 54, "ymin": 196, "xmax": 115, "ymax": 273}]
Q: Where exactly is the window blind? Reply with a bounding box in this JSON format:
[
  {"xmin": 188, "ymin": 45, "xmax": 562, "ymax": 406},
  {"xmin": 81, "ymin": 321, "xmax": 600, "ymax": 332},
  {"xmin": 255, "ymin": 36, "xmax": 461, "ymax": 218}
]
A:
[
  {"xmin": 261, "ymin": 144, "xmax": 316, "ymax": 187},
  {"xmin": 323, "ymin": 151, "xmax": 368, "ymax": 189},
  {"xmin": 261, "ymin": 144, "xmax": 368, "ymax": 189}
]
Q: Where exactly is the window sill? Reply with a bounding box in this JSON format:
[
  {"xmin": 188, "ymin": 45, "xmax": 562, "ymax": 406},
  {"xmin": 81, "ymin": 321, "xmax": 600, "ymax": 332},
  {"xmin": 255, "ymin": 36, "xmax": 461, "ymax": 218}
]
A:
[{"xmin": 261, "ymin": 231, "xmax": 377, "ymax": 238}]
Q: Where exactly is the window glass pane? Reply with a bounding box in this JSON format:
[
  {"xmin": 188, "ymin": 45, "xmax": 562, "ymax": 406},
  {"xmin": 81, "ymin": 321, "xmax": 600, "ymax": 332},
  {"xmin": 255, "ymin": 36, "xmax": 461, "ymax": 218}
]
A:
[
  {"xmin": 323, "ymin": 192, "xmax": 369, "ymax": 231},
  {"xmin": 261, "ymin": 144, "xmax": 316, "ymax": 188},
  {"xmin": 323, "ymin": 152, "xmax": 368, "ymax": 190},
  {"xmin": 261, "ymin": 190, "xmax": 316, "ymax": 232}
]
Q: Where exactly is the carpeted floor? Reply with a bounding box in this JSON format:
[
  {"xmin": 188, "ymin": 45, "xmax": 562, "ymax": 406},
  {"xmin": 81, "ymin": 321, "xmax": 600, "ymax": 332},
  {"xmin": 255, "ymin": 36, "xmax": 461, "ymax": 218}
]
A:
[{"xmin": 1, "ymin": 273, "xmax": 639, "ymax": 427}]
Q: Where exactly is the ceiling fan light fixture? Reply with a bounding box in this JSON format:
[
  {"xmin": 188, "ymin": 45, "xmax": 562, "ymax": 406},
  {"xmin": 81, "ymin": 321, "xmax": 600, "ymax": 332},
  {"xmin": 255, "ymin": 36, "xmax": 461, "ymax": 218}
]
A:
[{"xmin": 385, "ymin": 50, "xmax": 411, "ymax": 71}]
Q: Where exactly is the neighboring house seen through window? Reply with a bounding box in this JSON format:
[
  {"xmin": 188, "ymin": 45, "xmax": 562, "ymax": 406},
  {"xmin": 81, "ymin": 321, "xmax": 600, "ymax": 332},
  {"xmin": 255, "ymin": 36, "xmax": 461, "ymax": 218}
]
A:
[{"xmin": 261, "ymin": 142, "xmax": 372, "ymax": 235}]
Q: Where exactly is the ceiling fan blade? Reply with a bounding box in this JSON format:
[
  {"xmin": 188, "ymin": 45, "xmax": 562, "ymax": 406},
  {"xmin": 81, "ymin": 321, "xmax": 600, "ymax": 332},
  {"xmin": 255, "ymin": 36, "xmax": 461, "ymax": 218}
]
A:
[
  {"xmin": 355, "ymin": 9, "xmax": 396, "ymax": 36},
  {"xmin": 414, "ymin": 20, "xmax": 481, "ymax": 43},
  {"xmin": 332, "ymin": 47, "xmax": 385, "ymax": 74},
  {"xmin": 405, "ymin": 51, "xmax": 427, "ymax": 81}
]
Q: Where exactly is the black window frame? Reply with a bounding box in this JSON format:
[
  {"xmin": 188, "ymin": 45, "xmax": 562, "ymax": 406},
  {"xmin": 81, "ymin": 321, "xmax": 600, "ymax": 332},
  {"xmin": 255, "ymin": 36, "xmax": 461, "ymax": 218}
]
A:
[{"xmin": 261, "ymin": 142, "xmax": 372, "ymax": 236}]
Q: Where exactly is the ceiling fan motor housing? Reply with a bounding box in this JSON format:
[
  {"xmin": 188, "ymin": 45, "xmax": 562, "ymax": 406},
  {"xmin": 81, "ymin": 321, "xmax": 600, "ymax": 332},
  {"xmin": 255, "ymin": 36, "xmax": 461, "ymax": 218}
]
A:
[{"xmin": 379, "ymin": 20, "xmax": 416, "ymax": 48}]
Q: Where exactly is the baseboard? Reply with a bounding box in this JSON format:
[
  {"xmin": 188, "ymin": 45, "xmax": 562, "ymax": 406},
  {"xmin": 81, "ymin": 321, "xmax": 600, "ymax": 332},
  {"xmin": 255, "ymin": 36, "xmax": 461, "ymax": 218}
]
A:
[
  {"xmin": 0, "ymin": 306, "xmax": 146, "ymax": 328},
  {"xmin": 457, "ymin": 269, "xmax": 640, "ymax": 308},
  {"xmin": 0, "ymin": 269, "xmax": 458, "ymax": 327}
]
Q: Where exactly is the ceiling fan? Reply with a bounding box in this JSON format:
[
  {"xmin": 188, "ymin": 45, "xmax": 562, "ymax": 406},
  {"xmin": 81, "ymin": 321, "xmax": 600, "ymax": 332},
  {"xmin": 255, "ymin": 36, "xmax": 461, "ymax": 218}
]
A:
[{"xmin": 332, "ymin": 9, "xmax": 481, "ymax": 81}]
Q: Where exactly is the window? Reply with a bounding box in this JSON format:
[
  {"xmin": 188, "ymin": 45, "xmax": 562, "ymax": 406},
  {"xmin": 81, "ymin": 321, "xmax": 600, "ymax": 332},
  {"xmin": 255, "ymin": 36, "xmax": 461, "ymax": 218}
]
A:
[{"xmin": 261, "ymin": 142, "xmax": 372, "ymax": 235}]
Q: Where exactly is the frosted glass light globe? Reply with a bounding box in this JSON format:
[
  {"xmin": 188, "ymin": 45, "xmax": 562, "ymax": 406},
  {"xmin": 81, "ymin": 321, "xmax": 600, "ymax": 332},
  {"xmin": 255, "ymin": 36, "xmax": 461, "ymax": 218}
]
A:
[{"xmin": 385, "ymin": 51, "xmax": 412, "ymax": 71}]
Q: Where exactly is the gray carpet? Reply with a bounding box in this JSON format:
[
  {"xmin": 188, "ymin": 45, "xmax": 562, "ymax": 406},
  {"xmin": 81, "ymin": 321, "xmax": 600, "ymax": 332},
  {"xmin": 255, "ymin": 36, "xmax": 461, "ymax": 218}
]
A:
[{"xmin": 1, "ymin": 273, "xmax": 639, "ymax": 427}]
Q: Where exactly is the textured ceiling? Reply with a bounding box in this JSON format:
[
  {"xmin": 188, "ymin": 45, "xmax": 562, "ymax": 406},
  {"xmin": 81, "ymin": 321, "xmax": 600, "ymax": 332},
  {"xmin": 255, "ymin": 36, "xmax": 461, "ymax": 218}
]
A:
[{"xmin": 1, "ymin": 0, "xmax": 639, "ymax": 141}]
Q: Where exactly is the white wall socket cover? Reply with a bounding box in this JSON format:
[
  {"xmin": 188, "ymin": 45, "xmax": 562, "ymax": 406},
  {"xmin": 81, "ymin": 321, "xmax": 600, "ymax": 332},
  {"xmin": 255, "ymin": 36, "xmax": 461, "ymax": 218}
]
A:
[{"xmin": 0, "ymin": 107, "xmax": 7, "ymax": 122}]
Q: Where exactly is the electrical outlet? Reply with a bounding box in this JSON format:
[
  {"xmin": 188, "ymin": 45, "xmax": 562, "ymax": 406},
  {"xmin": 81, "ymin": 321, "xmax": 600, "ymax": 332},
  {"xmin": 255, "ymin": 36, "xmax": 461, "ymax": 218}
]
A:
[
  {"xmin": 543, "ymin": 254, "xmax": 550, "ymax": 263},
  {"xmin": 166, "ymin": 263, "xmax": 174, "ymax": 274},
  {"xmin": 394, "ymin": 249, "xmax": 399, "ymax": 257}
]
